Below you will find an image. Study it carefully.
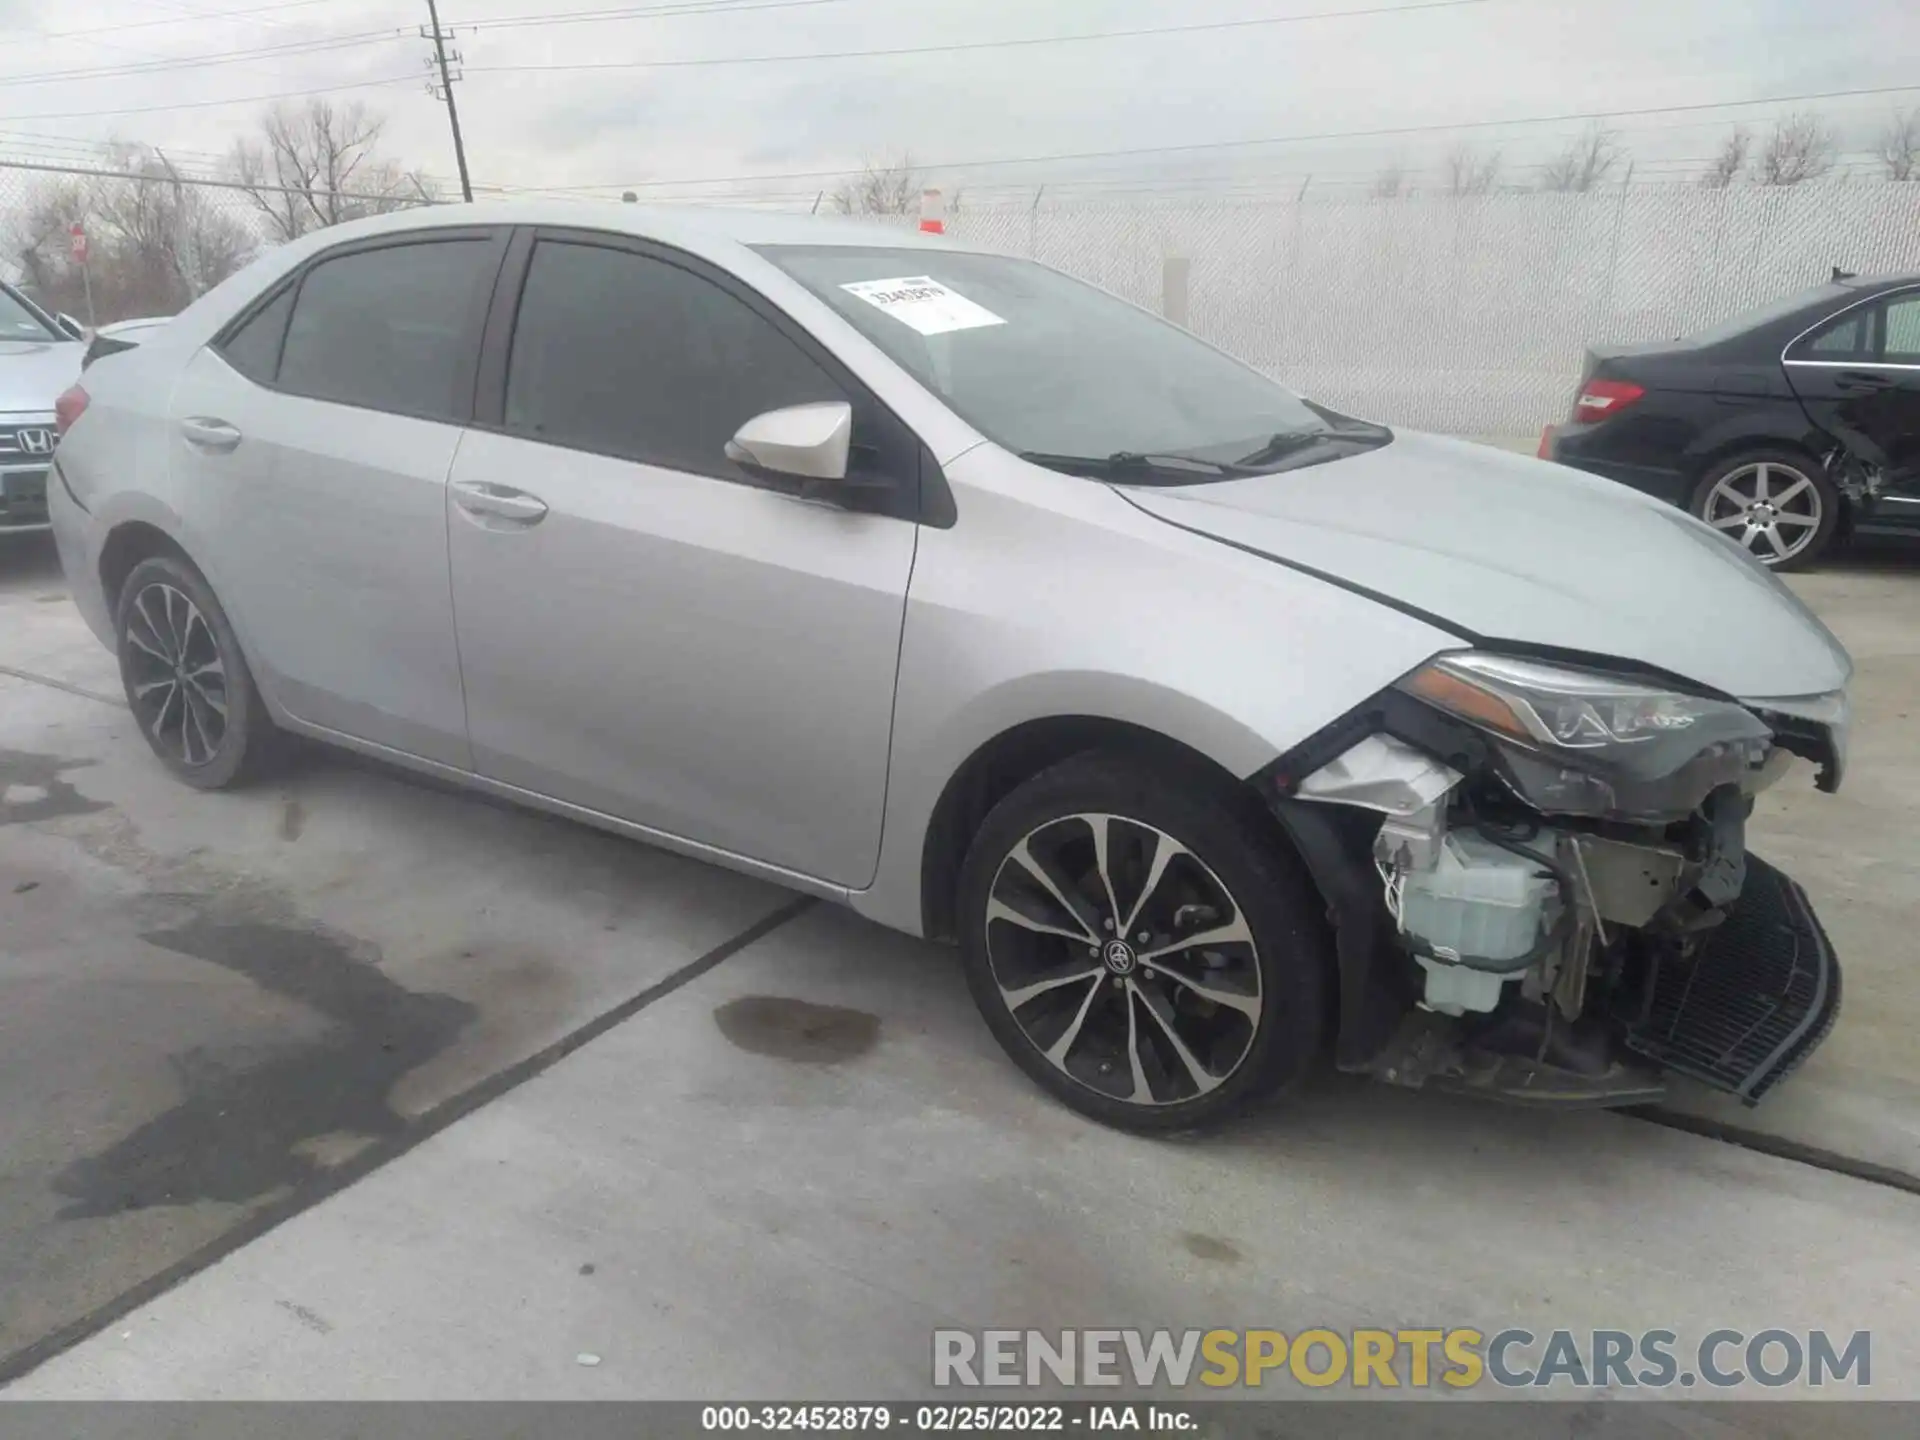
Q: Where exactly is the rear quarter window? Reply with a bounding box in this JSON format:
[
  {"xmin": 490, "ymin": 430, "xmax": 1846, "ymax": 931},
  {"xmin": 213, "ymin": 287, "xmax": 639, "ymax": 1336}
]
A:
[{"xmin": 216, "ymin": 284, "xmax": 295, "ymax": 384}]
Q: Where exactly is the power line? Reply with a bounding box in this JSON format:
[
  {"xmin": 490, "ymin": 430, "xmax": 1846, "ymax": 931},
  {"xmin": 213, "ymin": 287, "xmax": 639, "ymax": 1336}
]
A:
[
  {"xmin": 542, "ymin": 82, "xmax": 1920, "ymax": 192},
  {"xmin": 465, "ymin": 0, "xmax": 1494, "ymax": 74},
  {"xmin": 139, "ymin": 0, "xmax": 306, "ymax": 35},
  {"xmin": 0, "ymin": 153, "xmax": 427, "ymax": 202},
  {"xmin": 0, "ymin": 73, "xmax": 423, "ymax": 123},
  {"xmin": 28, "ymin": 0, "xmax": 344, "ymax": 41},
  {"xmin": 460, "ymin": 0, "xmax": 854, "ymax": 32},
  {"xmin": 0, "ymin": 32, "xmax": 406, "ymax": 87}
]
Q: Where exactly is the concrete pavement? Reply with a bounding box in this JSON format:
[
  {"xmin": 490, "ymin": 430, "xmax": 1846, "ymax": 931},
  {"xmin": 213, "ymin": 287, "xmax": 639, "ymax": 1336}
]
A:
[
  {"xmin": 3, "ymin": 511, "xmax": 1919, "ymax": 1402},
  {"xmin": 13, "ymin": 899, "xmax": 1920, "ymax": 1401},
  {"xmin": 1656, "ymin": 548, "xmax": 1920, "ymax": 1184},
  {"xmin": 0, "ymin": 533, "xmax": 792, "ymax": 1372}
]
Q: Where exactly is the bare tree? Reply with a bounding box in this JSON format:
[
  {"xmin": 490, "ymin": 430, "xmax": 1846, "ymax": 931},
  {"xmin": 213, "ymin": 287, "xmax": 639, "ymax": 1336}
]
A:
[
  {"xmin": 1754, "ymin": 112, "xmax": 1837, "ymax": 186},
  {"xmin": 1700, "ymin": 129, "xmax": 1751, "ymax": 189},
  {"xmin": 1442, "ymin": 143, "xmax": 1501, "ymax": 197},
  {"xmin": 1877, "ymin": 109, "xmax": 1920, "ymax": 181},
  {"xmin": 1540, "ymin": 125, "xmax": 1624, "ymax": 192},
  {"xmin": 4, "ymin": 147, "xmax": 255, "ymax": 322},
  {"xmin": 1371, "ymin": 161, "xmax": 1408, "ymax": 199},
  {"xmin": 829, "ymin": 155, "xmax": 921, "ymax": 216},
  {"xmin": 4, "ymin": 178, "xmax": 92, "ymax": 315},
  {"xmin": 227, "ymin": 99, "xmax": 434, "ymax": 242}
]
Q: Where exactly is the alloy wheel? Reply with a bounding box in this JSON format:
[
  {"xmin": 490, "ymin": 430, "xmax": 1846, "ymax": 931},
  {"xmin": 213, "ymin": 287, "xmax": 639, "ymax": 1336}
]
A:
[
  {"xmin": 1702, "ymin": 461, "xmax": 1823, "ymax": 565},
  {"xmin": 983, "ymin": 812, "xmax": 1263, "ymax": 1108},
  {"xmin": 123, "ymin": 581, "xmax": 229, "ymax": 767}
]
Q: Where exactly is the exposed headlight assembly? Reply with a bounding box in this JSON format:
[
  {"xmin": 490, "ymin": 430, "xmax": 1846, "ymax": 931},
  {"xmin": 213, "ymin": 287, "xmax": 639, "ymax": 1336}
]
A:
[{"xmin": 1397, "ymin": 652, "xmax": 1773, "ymax": 820}]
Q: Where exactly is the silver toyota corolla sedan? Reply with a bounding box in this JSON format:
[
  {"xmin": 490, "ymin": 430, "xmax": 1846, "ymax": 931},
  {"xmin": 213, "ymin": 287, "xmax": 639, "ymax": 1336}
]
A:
[{"xmin": 49, "ymin": 202, "xmax": 1852, "ymax": 1130}]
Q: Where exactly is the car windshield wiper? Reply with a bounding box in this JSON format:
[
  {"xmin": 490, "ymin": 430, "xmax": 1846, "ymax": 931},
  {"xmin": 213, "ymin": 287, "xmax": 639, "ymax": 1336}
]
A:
[
  {"xmin": 1019, "ymin": 450, "xmax": 1247, "ymax": 479},
  {"xmin": 1232, "ymin": 423, "xmax": 1392, "ymax": 469}
]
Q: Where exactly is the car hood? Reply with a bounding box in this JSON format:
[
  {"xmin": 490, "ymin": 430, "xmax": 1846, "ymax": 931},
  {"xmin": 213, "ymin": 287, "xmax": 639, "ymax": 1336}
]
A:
[
  {"xmin": 1119, "ymin": 430, "xmax": 1851, "ymax": 699},
  {"xmin": 0, "ymin": 338, "xmax": 83, "ymax": 415}
]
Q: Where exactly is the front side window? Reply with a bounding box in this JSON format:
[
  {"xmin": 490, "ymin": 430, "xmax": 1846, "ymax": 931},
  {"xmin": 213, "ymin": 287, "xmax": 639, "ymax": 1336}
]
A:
[
  {"xmin": 1881, "ymin": 293, "xmax": 1920, "ymax": 364},
  {"xmin": 760, "ymin": 245, "xmax": 1357, "ymax": 477},
  {"xmin": 277, "ymin": 239, "xmax": 494, "ymax": 423},
  {"xmin": 505, "ymin": 239, "xmax": 843, "ymax": 475}
]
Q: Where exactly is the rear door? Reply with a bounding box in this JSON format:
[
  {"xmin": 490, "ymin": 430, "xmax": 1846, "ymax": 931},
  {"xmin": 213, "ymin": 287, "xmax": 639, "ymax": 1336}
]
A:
[
  {"xmin": 444, "ymin": 231, "xmax": 920, "ymax": 886},
  {"xmin": 168, "ymin": 228, "xmax": 508, "ymax": 764},
  {"xmin": 1783, "ymin": 285, "xmax": 1920, "ymax": 528}
]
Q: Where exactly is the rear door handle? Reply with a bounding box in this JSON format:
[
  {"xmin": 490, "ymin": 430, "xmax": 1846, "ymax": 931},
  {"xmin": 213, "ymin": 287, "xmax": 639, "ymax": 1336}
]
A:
[
  {"xmin": 451, "ymin": 481, "xmax": 549, "ymax": 524},
  {"xmin": 1836, "ymin": 370, "xmax": 1894, "ymax": 391},
  {"xmin": 180, "ymin": 416, "xmax": 241, "ymax": 451}
]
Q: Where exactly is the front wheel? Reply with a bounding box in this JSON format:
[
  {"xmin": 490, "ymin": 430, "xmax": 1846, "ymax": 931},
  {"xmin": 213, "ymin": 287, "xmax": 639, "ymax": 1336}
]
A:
[
  {"xmin": 1691, "ymin": 450, "xmax": 1839, "ymax": 571},
  {"xmin": 956, "ymin": 752, "xmax": 1331, "ymax": 1132}
]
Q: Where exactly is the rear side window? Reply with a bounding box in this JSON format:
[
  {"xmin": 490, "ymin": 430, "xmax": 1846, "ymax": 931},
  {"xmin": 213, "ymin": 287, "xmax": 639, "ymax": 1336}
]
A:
[
  {"xmin": 218, "ymin": 284, "xmax": 294, "ymax": 383},
  {"xmin": 1792, "ymin": 306, "xmax": 1877, "ymax": 362},
  {"xmin": 1881, "ymin": 294, "xmax": 1920, "ymax": 364},
  {"xmin": 503, "ymin": 239, "xmax": 843, "ymax": 475},
  {"xmin": 277, "ymin": 240, "xmax": 495, "ymax": 423}
]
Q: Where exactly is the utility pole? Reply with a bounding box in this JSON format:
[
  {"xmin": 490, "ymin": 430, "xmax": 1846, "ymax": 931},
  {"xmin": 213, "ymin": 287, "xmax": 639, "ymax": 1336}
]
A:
[{"xmin": 421, "ymin": 0, "xmax": 473, "ymax": 202}]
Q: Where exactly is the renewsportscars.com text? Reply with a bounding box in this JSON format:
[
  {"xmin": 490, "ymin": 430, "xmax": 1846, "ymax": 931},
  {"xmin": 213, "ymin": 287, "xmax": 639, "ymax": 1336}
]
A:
[{"xmin": 932, "ymin": 1328, "xmax": 1871, "ymax": 1391}]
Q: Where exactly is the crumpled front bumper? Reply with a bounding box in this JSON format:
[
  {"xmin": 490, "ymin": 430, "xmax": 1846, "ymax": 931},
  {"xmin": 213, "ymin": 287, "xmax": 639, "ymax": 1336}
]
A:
[{"xmin": 1620, "ymin": 855, "xmax": 1842, "ymax": 1104}]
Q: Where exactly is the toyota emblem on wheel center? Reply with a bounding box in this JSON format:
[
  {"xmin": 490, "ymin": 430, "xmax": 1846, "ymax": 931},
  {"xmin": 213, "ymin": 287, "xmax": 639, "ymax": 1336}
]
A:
[{"xmin": 1102, "ymin": 939, "xmax": 1137, "ymax": 975}]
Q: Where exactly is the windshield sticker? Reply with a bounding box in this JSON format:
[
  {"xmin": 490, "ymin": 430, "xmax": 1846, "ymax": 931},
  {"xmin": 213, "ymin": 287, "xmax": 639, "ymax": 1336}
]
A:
[{"xmin": 839, "ymin": 276, "xmax": 1006, "ymax": 336}]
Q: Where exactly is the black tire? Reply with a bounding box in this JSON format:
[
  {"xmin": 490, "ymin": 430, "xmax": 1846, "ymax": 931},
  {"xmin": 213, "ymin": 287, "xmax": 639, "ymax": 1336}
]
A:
[
  {"xmin": 113, "ymin": 553, "xmax": 277, "ymax": 789},
  {"xmin": 1689, "ymin": 449, "xmax": 1839, "ymax": 572},
  {"xmin": 956, "ymin": 750, "xmax": 1331, "ymax": 1132}
]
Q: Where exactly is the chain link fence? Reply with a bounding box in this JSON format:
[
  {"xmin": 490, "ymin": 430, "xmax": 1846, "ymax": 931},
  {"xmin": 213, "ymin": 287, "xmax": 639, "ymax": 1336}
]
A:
[
  {"xmin": 0, "ymin": 158, "xmax": 430, "ymax": 328},
  {"xmin": 6, "ymin": 156, "xmax": 1919, "ymax": 439},
  {"xmin": 946, "ymin": 183, "xmax": 1920, "ymax": 436}
]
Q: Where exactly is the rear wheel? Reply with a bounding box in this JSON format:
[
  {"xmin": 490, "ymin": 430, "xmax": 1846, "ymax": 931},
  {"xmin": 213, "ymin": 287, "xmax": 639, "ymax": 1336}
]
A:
[
  {"xmin": 956, "ymin": 752, "xmax": 1330, "ymax": 1132},
  {"xmin": 114, "ymin": 554, "xmax": 276, "ymax": 789},
  {"xmin": 1690, "ymin": 450, "xmax": 1838, "ymax": 571}
]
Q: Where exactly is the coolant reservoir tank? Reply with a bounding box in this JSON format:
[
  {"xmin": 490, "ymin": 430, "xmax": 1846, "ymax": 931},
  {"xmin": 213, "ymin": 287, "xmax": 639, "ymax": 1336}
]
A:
[{"xmin": 1400, "ymin": 832, "xmax": 1557, "ymax": 965}]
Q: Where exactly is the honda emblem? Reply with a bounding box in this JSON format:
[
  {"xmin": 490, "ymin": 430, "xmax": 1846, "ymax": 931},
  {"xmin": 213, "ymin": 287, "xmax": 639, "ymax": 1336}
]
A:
[{"xmin": 17, "ymin": 428, "xmax": 53, "ymax": 455}]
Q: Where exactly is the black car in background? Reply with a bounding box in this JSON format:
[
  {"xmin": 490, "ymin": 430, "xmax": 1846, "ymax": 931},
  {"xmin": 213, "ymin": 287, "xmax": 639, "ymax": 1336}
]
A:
[{"xmin": 1545, "ymin": 271, "xmax": 1920, "ymax": 569}]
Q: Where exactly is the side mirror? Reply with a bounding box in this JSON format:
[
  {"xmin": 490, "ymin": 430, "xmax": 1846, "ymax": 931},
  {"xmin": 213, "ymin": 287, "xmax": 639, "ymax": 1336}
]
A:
[
  {"xmin": 55, "ymin": 313, "xmax": 85, "ymax": 341},
  {"xmin": 725, "ymin": 401, "xmax": 852, "ymax": 482}
]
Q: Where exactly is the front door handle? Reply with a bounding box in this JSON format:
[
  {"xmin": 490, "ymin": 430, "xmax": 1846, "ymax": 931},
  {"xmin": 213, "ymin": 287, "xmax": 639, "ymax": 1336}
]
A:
[
  {"xmin": 1836, "ymin": 370, "xmax": 1894, "ymax": 392},
  {"xmin": 452, "ymin": 481, "xmax": 549, "ymax": 524},
  {"xmin": 180, "ymin": 416, "xmax": 242, "ymax": 452}
]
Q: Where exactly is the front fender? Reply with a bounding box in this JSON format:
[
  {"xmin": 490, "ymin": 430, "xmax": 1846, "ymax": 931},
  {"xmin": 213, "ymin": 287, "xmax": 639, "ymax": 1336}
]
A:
[{"xmin": 850, "ymin": 456, "xmax": 1457, "ymax": 936}]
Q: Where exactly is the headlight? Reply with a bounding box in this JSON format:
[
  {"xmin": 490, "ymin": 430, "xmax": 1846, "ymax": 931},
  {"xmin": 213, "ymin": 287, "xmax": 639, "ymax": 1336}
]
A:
[{"xmin": 1397, "ymin": 652, "xmax": 1773, "ymax": 819}]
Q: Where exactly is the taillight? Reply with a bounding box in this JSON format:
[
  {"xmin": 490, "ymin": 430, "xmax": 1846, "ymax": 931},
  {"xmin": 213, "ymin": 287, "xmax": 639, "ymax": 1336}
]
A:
[
  {"xmin": 1572, "ymin": 378, "xmax": 1644, "ymax": 425},
  {"xmin": 54, "ymin": 383, "xmax": 88, "ymax": 436}
]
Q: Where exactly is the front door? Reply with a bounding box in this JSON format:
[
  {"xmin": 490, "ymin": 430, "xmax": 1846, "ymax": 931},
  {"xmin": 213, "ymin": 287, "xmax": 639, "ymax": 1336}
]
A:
[
  {"xmin": 170, "ymin": 230, "xmax": 506, "ymax": 764},
  {"xmin": 1784, "ymin": 285, "xmax": 1920, "ymax": 530},
  {"xmin": 445, "ymin": 234, "xmax": 919, "ymax": 887}
]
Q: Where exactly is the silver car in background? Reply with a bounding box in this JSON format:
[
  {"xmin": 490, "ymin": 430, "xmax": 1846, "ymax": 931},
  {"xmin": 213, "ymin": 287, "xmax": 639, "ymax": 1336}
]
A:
[
  {"xmin": 0, "ymin": 279, "xmax": 85, "ymax": 536},
  {"xmin": 49, "ymin": 203, "xmax": 1852, "ymax": 1130}
]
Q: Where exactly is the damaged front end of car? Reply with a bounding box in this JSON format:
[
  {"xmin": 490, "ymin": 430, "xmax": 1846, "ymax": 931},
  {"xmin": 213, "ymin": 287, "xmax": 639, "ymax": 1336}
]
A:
[{"xmin": 1261, "ymin": 652, "xmax": 1848, "ymax": 1108}]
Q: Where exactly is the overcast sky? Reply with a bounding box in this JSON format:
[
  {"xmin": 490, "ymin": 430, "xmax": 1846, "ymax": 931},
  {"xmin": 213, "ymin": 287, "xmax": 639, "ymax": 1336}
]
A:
[{"xmin": 0, "ymin": 0, "xmax": 1916, "ymax": 205}]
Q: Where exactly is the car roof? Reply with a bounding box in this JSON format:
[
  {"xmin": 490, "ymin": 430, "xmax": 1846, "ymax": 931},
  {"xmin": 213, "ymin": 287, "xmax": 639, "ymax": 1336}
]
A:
[
  {"xmin": 302, "ymin": 199, "xmax": 976, "ymax": 259},
  {"xmin": 1839, "ymin": 271, "xmax": 1920, "ymax": 290}
]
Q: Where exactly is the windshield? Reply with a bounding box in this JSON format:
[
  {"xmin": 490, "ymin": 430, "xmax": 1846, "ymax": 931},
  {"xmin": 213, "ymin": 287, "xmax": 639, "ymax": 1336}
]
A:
[
  {"xmin": 759, "ymin": 245, "xmax": 1333, "ymax": 468},
  {"xmin": 0, "ymin": 284, "xmax": 61, "ymax": 342}
]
